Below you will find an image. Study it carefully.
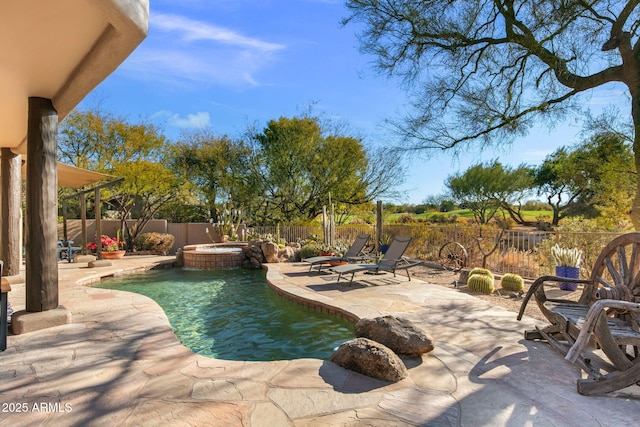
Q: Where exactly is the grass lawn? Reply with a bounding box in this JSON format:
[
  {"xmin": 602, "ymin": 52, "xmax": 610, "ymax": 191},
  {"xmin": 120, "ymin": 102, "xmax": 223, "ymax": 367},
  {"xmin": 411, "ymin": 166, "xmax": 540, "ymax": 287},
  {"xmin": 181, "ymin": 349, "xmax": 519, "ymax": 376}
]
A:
[{"xmin": 385, "ymin": 209, "xmax": 553, "ymax": 223}]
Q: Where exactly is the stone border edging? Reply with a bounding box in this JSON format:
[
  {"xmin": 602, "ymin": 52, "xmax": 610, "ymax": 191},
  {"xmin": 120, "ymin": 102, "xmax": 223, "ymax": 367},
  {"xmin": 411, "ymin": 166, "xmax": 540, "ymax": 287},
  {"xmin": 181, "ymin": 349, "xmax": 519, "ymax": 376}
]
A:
[{"xmin": 263, "ymin": 263, "xmax": 361, "ymax": 324}]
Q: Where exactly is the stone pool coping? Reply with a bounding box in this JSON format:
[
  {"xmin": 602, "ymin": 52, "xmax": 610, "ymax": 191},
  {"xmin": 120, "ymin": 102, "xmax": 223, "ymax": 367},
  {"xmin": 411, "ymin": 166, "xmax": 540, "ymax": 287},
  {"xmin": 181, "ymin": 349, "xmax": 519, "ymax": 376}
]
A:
[{"xmin": 2, "ymin": 256, "xmax": 639, "ymax": 426}]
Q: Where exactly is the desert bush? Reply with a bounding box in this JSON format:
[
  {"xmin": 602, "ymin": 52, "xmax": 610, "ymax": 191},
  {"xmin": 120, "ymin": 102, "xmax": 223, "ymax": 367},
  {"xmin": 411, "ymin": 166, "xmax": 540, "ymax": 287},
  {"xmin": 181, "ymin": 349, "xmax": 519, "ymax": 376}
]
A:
[
  {"xmin": 398, "ymin": 213, "xmax": 417, "ymax": 223},
  {"xmin": 493, "ymin": 216, "xmax": 515, "ymax": 229},
  {"xmin": 136, "ymin": 232, "xmax": 175, "ymax": 255},
  {"xmin": 299, "ymin": 243, "xmax": 321, "ymax": 260}
]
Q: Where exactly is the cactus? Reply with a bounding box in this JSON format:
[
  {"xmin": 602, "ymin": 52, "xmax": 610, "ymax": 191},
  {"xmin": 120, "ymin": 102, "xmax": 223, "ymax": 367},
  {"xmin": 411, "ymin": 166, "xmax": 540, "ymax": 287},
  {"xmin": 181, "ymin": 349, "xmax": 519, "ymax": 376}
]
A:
[
  {"xmin": 467, "ymin": 274, "xmax": 495, "ymax": 294},
  {"xmin": 500, "ymin": 273, "xmax": 524, "ymax": 291},
  {"xmin": 468, "ymin": 267, "xmax": 494, "ymax": 281}
]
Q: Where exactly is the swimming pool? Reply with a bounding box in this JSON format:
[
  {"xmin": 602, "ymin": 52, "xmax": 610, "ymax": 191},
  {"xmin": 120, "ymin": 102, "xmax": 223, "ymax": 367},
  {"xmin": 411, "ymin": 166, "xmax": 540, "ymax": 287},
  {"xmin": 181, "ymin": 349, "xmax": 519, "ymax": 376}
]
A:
[{"xmin": 95, "ymin": 268, "xmax": 354, "ymax": 361}]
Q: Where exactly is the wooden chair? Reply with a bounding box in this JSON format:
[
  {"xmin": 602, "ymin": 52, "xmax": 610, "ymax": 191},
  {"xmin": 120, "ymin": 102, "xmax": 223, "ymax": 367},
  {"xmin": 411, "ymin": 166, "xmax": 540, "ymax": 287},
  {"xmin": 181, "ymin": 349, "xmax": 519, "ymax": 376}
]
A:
[
  {"xmin": 518, "ymin": 232, "xmax": 640, "ymax": 395},
  {"xmin": 58, "ymin": 240, "xmax": 81, "ymax": 262}
]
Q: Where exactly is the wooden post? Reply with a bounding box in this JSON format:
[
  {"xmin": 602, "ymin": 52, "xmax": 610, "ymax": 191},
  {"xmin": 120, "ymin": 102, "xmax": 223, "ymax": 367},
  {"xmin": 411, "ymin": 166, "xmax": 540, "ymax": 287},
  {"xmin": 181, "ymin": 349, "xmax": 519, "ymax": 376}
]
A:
[
  {"xmin": 322, "ymin": 206, "xmax": 328, "ymax": 246},
  {"xmin": 376, "ymin": 201, "xmax": 383, "ymax": 253},
  {"xmin": 25, "ymin": 97, "xmax": 58, "ymax": 312},
  {"xmin": 1, "ymin": 148, "xmax": 22, "ymax": 276},
  {"xmin": 80, "ymin": 193, "xmax": 88, "ymax": 255},
  {"xmin": 61, "ymin": 198, "xmax": 68, "ymax": 242},
  {"xmin": 95, "ymin": 187, "xmax": 102, "ymax": 259}
]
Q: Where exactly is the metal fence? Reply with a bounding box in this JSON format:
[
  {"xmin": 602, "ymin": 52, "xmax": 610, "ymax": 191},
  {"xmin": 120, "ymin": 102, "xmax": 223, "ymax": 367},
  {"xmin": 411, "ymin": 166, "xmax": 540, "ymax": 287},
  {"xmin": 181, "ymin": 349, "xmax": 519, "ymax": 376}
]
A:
[
  {"xmin": 252, "ymin": 224, "xmax": 621, "ymax": 280},
  {"xmin": 250, "ymin": 225, "xmax": 374, "ymax": 245}
]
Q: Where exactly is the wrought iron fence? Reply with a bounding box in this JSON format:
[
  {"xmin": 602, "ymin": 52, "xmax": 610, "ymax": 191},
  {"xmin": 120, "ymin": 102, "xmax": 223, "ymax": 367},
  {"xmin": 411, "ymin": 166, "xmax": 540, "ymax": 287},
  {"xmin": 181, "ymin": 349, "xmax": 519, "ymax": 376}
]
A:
[{"xmin": 253, "ymin": 223, "xmax": 621, "ymax": 280}]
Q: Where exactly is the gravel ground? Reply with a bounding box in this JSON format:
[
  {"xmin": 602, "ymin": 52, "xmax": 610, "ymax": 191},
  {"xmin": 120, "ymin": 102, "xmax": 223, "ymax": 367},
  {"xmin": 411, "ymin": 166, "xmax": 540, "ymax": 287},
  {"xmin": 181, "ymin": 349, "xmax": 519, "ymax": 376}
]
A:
[{"xmin": 411, "ymin": 264, "xmax": 582, "ymax": 323}]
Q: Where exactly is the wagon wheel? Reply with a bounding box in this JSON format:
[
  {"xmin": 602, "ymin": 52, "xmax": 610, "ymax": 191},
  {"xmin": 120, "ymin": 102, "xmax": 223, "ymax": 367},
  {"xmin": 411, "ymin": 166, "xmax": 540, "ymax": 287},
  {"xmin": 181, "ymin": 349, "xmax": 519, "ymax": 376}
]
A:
[
  {"xmin": 438, "ymin": 241, "xmax": 468, "ymax": 272},
  {"xmin": 589, "ymin": 232, "xmax": 640, "ymax": 371}
]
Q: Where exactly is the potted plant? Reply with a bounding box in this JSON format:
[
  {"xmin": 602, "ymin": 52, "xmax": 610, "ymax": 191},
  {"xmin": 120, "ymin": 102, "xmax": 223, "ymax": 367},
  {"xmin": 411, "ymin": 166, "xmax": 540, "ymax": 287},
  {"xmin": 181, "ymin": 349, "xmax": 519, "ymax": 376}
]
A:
[
  {"xmin": 88, "ymin": 234, "xmax": 126, "ymax": 259},
  {"xmin": 379, "ymin": 234, "xmax": 393, "ymax": 254},
  {"xmin": 327, "ymin": 241, "xmax": 350, "ymax": 266},
  {"xmin": 319, "ymin": 243, "xmax": 335, "ymax": 256},
  {"xmin": 551, "ymin": 244, "xmax": 582, "ymax": 291}
]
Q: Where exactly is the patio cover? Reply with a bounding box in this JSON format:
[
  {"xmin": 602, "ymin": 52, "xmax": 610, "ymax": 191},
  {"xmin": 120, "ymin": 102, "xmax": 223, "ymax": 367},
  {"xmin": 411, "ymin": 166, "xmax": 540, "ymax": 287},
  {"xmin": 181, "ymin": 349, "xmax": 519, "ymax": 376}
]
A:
[{"xmin": 19, "ymin": 160, "xmax": 113, "ymax": 189}]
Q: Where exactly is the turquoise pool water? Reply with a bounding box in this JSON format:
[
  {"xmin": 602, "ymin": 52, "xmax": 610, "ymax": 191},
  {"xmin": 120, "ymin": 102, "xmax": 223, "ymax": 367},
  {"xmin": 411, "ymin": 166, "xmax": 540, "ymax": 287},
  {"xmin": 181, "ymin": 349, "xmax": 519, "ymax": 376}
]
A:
[{"xmin": 95, "ymin": 268, "xmax": 353, "ymax": 361}]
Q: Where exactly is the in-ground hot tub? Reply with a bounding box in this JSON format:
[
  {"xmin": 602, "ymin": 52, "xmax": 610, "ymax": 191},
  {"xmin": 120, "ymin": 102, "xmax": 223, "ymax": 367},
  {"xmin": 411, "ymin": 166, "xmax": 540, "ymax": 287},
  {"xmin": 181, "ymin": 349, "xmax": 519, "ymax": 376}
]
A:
[{"xmin": 183, "ymin": 243, "xmax": 248, "ymax": 269}]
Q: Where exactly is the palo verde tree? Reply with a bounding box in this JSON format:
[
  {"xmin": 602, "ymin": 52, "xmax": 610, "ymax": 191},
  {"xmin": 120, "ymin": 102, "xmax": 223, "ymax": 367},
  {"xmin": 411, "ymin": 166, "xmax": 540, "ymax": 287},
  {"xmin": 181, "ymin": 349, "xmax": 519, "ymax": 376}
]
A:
[
  {"xmin": 246, "ymin": 115, "xmax": 404, "ymax": 224},
  {"xmin": 536, "ymin": 131, "xmax": 635, "ymax": 228},
  {"xmin": 344, "ymin": 1, "xmax": 640, "ymax": 227},
  {"xmin": 170, "ymin": 130, "xmax": 250, "ymax": 221},
  {"xmin": 446, "ymin": 160, "xmax": 534, "ymax": 224},
  {"xmin": 58, "ymin": 108, "xmax": 184, "ymax": 248}
]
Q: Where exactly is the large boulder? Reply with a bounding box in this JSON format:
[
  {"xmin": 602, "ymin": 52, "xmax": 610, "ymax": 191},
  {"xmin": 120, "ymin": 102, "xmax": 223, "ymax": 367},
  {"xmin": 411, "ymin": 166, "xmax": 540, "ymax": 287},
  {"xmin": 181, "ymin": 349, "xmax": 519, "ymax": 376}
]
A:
[
  {"xmin": 277, "ymin": 245, "xmax": 296, "ymax": 262},
  {"xmin": 330, "ymin": 338, "xmax": 408, "ymax": 382},
  {"xmin": 246, "ymin": 245, "xmax": 265, "ymax": 263},
  {"xmin": 260, "ymin": 241, "xmax": 280, "ymax": 263},
  {"xmin": 355, "ymin": 316, "xmax": 435, "ymax": 356}
]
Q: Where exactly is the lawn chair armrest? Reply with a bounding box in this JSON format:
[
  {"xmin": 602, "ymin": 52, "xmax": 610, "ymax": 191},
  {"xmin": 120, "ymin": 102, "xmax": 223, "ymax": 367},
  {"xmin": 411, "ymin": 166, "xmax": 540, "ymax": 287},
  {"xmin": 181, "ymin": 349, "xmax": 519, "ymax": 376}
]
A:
[
  {"xmin": 517, "ymin": 275, "xmax": 592, "ymax": 320},
  {"xmin": 566, "ymin": 299, "xmax": 640, "ymax": 363}
]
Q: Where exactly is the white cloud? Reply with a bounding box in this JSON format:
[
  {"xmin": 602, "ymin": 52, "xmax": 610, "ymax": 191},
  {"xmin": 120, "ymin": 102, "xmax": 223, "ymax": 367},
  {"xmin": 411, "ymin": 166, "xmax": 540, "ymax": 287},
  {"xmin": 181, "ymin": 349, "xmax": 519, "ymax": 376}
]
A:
[
  {"xmin": 154, "ymin": 111, "xmax": 211, "ymax": 128},
  {"xmin": 121, "ymin": 13, "xmax": 285, "ymax": 87},
  {"xmin": 153, "ymin": 13, "xmax": 284, "ymax": 52}
]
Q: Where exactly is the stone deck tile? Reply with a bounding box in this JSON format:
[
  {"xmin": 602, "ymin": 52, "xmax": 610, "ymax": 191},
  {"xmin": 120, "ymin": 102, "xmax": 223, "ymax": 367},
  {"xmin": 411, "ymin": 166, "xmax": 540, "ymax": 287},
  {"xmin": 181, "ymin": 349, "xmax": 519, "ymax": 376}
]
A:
[{"xmin": 2, "ymin": 256, "xmax": 640, "ymax": 426}]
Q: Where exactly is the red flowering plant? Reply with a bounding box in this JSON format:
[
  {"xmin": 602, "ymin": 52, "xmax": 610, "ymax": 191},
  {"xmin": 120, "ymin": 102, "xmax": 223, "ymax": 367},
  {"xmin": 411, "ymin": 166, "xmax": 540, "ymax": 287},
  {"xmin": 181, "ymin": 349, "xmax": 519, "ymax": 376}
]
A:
[{"xmin": 87, "ymin": 235, "xmax": 125, "ymax": 253}]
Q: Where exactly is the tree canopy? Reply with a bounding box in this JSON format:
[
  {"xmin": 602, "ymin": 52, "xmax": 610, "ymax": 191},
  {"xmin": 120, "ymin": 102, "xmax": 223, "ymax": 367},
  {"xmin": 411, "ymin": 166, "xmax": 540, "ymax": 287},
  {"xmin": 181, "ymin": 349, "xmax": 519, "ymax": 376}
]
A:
[
  {"xmin": 446, "ymin": 160, "xmax": 534, "ymax": 224},
  {"xmin": 344, "ymin": 0, "xmax": 640, "ymax": 226},
  {"xmin": 170, "ymin": 130, "xmax": 250, "ymax": 221},
  {"xmin": 536, "ymin": 131, "xmax": 635, "ymax": 228},
  {"xmin": 58, "ymin": 108, "xmax": 184, "ymax": 247},
  {"xmin": 246, "ymin": 116, "xmax": 404, "ymax": 224}
]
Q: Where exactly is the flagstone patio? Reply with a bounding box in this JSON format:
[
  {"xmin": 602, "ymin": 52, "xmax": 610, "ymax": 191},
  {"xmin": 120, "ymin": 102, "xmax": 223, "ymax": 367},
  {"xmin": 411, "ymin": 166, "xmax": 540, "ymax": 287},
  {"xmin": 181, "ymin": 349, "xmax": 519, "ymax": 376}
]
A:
[{"xmin": 1, "ymin": 256, "xmax": 638, "ymax": 426}]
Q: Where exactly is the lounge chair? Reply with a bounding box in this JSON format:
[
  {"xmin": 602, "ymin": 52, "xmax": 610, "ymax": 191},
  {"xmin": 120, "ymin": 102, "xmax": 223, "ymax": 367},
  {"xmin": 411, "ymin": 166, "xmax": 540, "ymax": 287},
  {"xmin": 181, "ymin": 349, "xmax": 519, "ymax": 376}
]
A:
[
  {"xmin": 302, "ymin": 233, "xmax": 371, "ymax": 273},
  {"xmin": 329, "ymin": 235, "xmax": 421, "ymax": 284}
]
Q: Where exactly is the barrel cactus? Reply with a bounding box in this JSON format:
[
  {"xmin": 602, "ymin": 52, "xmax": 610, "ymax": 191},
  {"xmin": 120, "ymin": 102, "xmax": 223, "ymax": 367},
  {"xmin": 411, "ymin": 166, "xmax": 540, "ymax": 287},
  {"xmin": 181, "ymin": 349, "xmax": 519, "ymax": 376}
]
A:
[
  {"xmin": 467, "ymin": 273, "xmax": 495, "ymax": 294},
  {"xmin": 468, "ymin": 267, "xmax": 494, "ymax": 281},
  {"xmin": 500, "ymin": 273, "xmax": 524, "ymax": 291}
]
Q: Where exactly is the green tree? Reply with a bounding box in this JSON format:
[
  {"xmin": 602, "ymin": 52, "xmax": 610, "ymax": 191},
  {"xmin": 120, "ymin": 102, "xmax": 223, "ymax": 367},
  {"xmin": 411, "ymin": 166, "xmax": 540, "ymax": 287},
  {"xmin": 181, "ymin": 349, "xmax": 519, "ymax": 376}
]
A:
[
  {"xmin": 492, "ymin": 164, "xmax": 536, "ymax": 225},
  {"xmin": 536, "ymin": 132, "xmax": 635, "ymax": 227},
  {"xmin": 344, "ymin": 0, "xmax": 640, "ymax": 227},
  {"xmin": 108, "ymin": 160, "xmax": 183, "ymax": 249},
  {"xmin": 58, "ymin": 108, "xmax": 183, "ymax": 247},
  {"xmin": 446, "ymin": 160, "xmax": 534, "ymax": 225},
  {"xmin": 247, "ymin": 116, "xmax": 404, "ymax": 224},
  {"xmin": 446, "ymin": 162, "xmax": 503, "ymax": 224},
  {"xmin": 534, "ymin": 148, "xmax": 582, "ymax": 226},
  {"xmin": 170, "ymin": 130, "xmax": 250, "ymax": 221}
]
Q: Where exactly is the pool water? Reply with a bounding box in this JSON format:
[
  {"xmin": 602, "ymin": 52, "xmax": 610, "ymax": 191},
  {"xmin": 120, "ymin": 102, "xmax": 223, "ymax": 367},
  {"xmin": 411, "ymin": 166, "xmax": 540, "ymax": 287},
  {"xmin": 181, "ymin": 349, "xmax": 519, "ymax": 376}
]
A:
[{"xmin": 95, "ymin": 268, "xmax": 354, "ymax": 361}]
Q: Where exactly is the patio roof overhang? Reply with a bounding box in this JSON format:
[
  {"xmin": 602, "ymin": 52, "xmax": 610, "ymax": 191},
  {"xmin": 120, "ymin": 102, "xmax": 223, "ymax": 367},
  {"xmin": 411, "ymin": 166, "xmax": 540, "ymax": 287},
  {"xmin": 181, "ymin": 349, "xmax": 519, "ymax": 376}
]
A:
[
  {"xmin": 17, "ymin": 161, "xmax": 114, "ymax": 189},
  {"xmin": 0, "ymin": 0, "xmax": 149, "ymax": 153},
  {"xmin": 0, "ymin": 1, "xmax": 148, "ymax": 321}
]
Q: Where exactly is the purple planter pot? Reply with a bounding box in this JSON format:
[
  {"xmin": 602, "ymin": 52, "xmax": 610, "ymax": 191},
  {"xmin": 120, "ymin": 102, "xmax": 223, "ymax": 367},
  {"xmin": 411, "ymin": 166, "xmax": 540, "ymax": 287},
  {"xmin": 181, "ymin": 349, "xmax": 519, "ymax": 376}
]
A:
[{"xmin": 555, "ymin": 266, "xmax": 580, "ymax": 291}]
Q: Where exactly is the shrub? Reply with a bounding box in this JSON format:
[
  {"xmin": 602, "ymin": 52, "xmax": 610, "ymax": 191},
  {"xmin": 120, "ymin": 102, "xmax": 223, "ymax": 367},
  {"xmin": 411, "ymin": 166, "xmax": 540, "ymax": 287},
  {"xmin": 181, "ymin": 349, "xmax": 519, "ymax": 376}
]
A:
[
  {"xmin": 500, "ymin": 273, "xmax": 525, "ymax": 291},
  {"xmin": 493, "ymin": 216, "xmax": 515, "ymax": 229},
  {"xmin": 299, "ymin": 243, "xmax": 321, "ymax": 260},
  {"xmin": 467, "ymin": 274, "xmax": 495, "ymax": 294},
  {"xmin": 429, "ymin": 213, "xmax": 449, "ymax": 224},
  {"xmin": 136, "ymin": 232, "xmax": 175, "ymax": 255},
  {"xmin": 398, "ymin": 213, "xmax": 417, "ymax": 224}
]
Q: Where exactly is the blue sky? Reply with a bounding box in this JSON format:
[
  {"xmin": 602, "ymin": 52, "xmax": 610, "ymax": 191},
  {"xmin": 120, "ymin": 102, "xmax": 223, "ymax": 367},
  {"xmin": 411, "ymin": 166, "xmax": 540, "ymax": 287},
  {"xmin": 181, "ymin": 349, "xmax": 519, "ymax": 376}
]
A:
[{"xmin": 82, "ymin": 0, "xmax": 629, "ymax": 204}]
